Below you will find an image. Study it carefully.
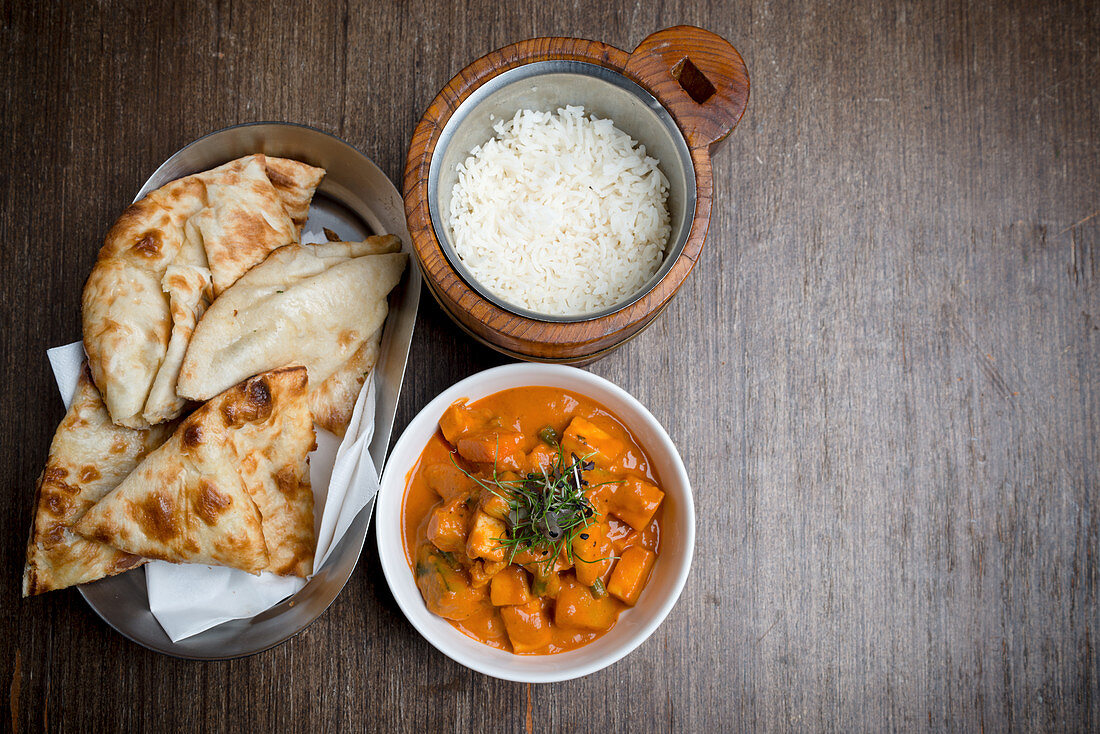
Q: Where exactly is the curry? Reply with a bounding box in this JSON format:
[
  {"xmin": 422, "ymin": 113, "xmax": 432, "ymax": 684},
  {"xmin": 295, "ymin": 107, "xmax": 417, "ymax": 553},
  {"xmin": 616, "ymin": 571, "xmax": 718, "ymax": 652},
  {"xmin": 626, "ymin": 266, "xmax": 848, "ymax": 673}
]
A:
[{"xmin": 401, "ymin": 386, "xmax": 665, "ymax": 654}]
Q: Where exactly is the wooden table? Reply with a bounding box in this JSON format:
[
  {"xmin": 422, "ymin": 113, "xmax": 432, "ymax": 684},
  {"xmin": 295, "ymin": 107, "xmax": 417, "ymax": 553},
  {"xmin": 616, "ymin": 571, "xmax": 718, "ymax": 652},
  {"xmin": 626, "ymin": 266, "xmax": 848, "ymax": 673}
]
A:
[{"xmin": 3, "ymin": 1, "xmax": 1097, "ymax": 730}]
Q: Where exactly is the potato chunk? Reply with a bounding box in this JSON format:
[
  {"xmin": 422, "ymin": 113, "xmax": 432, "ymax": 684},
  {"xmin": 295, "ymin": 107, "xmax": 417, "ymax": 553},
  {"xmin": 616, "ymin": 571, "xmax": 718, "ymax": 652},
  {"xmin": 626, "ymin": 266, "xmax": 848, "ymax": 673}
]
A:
[
  {"xmin": 607, "ymin": 546, "xmax": 656, "ymax": 606},
  {"xmin": 500, "ymin": 600, "xmax": 553, "ymax": 653},
  {"xmin": 526, "ymin": 565, "xmax": 562, "ymax": 598},
  {"xmin": 478, "ymin": 485, "xmax": 511, "ymax": 520},
  {"xmin": 610, "ymin": 476, "xmax": 664, "ymax": 530},
  {"xmin": 572, "ymin": 520, "xmax": 613, "ymax": 586},
  {"xmin": 490, "ymin": 566, "xmax": 534, "ymax": 606},
  {"xmin": 561, "ymin": 417, "xmax": 624, "ymax": 467},
  {"xmin": 583, "ymin": 470, "xmax": 619, "ymax": 517},
  {"xmin": 555, "ymin": 576, "xmax": 620, "ymax": 631},
  {"xmin": 466, "ymin": 510, "xmax": 508, "ymax": 562},
  {"xmin": 426, "ymin": 495, "xmax": 471, "ymax": 554}
]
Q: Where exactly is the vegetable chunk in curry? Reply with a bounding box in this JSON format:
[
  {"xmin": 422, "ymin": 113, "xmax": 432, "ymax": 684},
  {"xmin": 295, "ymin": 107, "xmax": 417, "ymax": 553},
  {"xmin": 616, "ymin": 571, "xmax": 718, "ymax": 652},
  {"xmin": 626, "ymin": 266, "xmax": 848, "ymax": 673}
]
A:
[{"xmin": 402, "ymin": 387, "xmax": 665, "ymax": 654}]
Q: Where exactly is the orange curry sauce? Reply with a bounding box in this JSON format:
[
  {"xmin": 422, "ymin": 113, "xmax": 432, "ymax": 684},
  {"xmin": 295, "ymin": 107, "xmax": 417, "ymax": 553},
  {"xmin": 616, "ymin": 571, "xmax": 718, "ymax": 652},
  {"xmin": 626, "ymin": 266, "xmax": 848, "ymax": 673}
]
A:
[{"xmin": 401, "ymin": 386, "xmax": 665, "ymax": 655}]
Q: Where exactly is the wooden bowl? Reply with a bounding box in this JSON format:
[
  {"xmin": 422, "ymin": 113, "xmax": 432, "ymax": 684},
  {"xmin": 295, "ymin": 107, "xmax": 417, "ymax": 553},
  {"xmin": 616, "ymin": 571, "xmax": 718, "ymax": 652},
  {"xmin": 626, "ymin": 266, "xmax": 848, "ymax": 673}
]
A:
[{"xmin": 404, "ymin": 26, "xmax": 749, "ymax": 363}]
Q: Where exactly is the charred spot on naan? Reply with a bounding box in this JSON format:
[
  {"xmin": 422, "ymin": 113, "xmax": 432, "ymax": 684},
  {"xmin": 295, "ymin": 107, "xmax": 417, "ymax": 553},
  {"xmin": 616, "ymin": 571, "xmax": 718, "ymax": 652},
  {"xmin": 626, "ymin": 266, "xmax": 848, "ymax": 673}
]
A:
[
  {"xmin": 111, "ymin": 553, "xmax": 144, "ymax": 573},
  {"xmin": 132, "ymin": 232, "xmax": 163, "ymax": 258},
  {"xmin": 273, "ymin": 465, "xmax": 310, "ymax": 501},
  {"xmin": 228, "ymin": 208, "xmax": 280, "ymax": 242},
  {"xmin": 219, "ymin": 368, "xmax": 308, "ymax": 428},
  {"xmin": 42, "ymin": 466, "xmax": 70, "ymax": 483},
  {"xmin": 193, "ymin": 480, "xmax": 233, "ymax": 526},
  {"xmin": 131, "ymin": 491, "xmax": 180, "ymax": 544},
  {"xmin": 221, "ymin": 377, "xmax": 274, "ymax": 427},
  {"xmin": 264, "ymin": 166, "xmax": 295, "ymax": 191},
  {"xmin": 182, "ymin": 423, "xmax": 204, "ymax": 449},
  {"xmin": 216, "ymin": 532, "xmax": 260, "ymax": 558},
  {"xmin": 43, "ymin": 491, "xmax": 74, "ymax": 518},
  {"xmin": 262, "ymin": 157, "xmax": 325, "ymax": 231},
  {"xmin": 38, "ymin": 467, "xmax": 83, "ymax": 518},
  {"xmin": 267, "ymin": 539, "xmax": 313, "ymax": 577}
]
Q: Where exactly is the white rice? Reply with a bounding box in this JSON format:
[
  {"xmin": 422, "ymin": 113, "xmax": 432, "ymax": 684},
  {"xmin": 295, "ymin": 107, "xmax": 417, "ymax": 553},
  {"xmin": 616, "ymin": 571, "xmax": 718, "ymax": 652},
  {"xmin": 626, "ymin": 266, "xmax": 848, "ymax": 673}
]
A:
[{"xmin": 447, "ymin": 105, "xmax": 671, "ymax": 316}]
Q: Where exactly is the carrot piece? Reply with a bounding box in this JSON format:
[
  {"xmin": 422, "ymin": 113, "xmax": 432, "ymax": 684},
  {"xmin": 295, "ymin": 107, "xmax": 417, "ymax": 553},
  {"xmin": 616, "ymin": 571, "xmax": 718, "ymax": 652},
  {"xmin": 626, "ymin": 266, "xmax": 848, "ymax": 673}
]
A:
[
  {"xmin": 554, "ymin": 576, "xmax": 620, "ymax": 631},
  {"xmin": 606, "ymin": 546, "xmax": 656, "ymax": 606},
  {"xmin": 610, "ymin": 476, "xmax": 665, "ymax": 531},
  {"xmin": 560, "ymin": 416, "xmax": 625, "ymax": 467},
  {"xmin": 490, "ymin": 566, "xmax": 534, "ymax": 606},
  {"xmin": 499, "ymin": 600, "xmax": 553, "ymax": 653}
]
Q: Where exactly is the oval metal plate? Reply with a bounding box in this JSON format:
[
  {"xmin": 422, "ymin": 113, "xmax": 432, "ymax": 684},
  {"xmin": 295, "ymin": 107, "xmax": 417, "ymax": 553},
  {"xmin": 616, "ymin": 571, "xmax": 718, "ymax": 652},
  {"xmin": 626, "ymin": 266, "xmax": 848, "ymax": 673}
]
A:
[{"xmin": 77, "ymin": 122, "xmax": 421, "ymax": 659}]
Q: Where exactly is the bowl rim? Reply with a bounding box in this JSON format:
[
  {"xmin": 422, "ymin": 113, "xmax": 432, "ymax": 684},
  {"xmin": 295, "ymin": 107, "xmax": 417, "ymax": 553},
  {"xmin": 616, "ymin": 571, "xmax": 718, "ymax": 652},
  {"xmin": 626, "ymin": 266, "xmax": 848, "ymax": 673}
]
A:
[
  {"xmin": 375, "ymin": 363, "xmax": 695, "ymax": 682},
  {"xmin": 76, "ymin": 120, "xmax": 421, "ymax": 660}
]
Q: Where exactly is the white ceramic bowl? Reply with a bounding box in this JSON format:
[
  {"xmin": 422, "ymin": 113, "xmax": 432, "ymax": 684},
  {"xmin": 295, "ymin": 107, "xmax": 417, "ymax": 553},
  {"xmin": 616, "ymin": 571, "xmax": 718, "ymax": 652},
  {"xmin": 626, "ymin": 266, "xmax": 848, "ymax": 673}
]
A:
[{"xmin": 375, "ymin": 363, "xmax": 694, "ymax": 682}]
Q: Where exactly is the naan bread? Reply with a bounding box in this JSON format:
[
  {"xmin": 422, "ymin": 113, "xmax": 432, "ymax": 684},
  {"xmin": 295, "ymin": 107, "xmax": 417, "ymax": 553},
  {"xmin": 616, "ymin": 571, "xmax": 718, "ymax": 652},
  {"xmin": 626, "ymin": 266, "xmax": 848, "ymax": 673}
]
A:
[
  {"xmin": 176, "ymin": 236, "xmax": 405, "ymax": 405},
  {"xmin": 23, "ymin": 366, "xmax": 174, "ymax": 596},
  {"xmin": 74, "ymin": 367, "xmax": 311, "ymax": 574},
  {"xmin": 142, "ymin": 227, "xmax": 211, "ymax": 425},
  {"xmin": 237, "ymin": 382, "xmax": 317, "ymax": 576},
  {"xmin": 189, "ymin": 156, "xmax": 300, "ymax": 297},
  {"xmin": 82, "ymin": 155, "xmax": 324, "ymax": 429},
  {"xmin": 308, "ymin": 328, "xmax": 381, "ymax": 436}
]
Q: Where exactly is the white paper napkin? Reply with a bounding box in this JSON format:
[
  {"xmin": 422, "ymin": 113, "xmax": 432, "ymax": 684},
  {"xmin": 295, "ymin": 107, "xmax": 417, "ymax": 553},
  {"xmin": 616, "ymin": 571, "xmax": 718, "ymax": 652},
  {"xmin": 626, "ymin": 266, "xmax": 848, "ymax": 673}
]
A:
[{"xmin": 47, "ymin": 341, "xmax": 381, "ymax": 641}]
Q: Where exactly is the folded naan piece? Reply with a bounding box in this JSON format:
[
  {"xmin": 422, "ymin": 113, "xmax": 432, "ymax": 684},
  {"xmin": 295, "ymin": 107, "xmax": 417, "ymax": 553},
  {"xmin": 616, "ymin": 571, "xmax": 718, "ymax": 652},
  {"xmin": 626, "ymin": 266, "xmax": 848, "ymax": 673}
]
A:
[
  {"xmin": 307, "ymin": 328, "xmax": 381, "ymax": 436},
  {"xmin": 236, "ymin": 379, "xmax": 317, "ymax": 576},
  {"xmin": 176, "ymin": 236, "xmax": 405, "ymax": 408},
  {"xmin": 23, "ymin": 366, "xmax": 174, "ymax": 596},
  {"xmin": 75, "ymin": 367, "xmax": 311, "ymax": 574},
  {"xmin": 189, "ymin": 156, "xmax": 300, "ymax": 297},
  {"xmin": 142, "ymin": 227, "xmax": 212, "ymax": 425},
  {"xmin": 83, "ymin": 154, "xmax": 324, "ymax": 429}
]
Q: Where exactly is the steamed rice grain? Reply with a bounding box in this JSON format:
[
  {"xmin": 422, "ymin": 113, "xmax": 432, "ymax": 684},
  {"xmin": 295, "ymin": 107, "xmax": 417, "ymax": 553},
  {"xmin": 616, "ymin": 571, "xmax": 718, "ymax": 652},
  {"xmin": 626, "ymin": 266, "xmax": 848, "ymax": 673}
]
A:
[{"xmin": 447, "ymin": 106, "xmax": 671, "ymax": 316}]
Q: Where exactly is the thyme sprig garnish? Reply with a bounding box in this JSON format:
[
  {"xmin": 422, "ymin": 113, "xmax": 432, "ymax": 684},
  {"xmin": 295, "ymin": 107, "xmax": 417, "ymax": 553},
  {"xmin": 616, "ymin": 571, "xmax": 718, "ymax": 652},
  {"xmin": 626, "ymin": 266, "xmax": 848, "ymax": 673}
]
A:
[{"xmin": 449, "ymin": 427, "xmax": 615, "ymax": 573}]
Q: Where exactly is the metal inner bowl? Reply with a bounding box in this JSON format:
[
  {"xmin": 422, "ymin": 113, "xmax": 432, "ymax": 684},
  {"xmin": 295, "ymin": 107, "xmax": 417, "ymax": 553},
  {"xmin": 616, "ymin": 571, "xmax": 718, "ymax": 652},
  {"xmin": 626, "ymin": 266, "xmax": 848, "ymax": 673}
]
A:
[{"xmin": 427, "ymin": 60, "xmax": 697, "ymax": 323}]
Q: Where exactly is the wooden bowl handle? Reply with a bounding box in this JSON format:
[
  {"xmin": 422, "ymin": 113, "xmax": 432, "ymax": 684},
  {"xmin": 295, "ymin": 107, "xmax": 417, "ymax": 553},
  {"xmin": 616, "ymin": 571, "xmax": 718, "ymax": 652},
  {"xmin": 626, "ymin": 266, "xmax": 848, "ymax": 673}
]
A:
[{"xmin": 623, "ymin": 26, "xmax": 750, "ymax": 151}]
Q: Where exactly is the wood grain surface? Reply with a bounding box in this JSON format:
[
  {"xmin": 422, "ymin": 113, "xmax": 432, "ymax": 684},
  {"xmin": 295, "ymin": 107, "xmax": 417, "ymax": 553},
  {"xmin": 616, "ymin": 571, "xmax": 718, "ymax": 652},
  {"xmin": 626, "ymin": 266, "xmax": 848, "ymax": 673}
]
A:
[{"xmin": 2, "ymin": 0, "xmax": 1097, "ymax": 731}]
